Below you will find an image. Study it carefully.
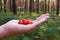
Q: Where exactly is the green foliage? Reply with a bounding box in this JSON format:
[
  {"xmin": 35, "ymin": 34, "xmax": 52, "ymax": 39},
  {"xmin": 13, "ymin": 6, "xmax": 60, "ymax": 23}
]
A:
[
  {"xmin": 0, "ymin": 12, "xmax": 18, "ymax": 25},
  {"xmin": 0, "ymin": 9, "xmax": 60, "ymax": 40}
]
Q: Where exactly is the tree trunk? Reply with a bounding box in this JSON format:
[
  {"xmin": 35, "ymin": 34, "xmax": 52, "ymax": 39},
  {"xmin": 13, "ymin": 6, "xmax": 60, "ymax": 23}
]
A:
[
  {"xmin": 20, "ymin": 0, "xmax": 21, "ymax": 11},
  {"xmin": 9, "ymin": 0, "xmax": 13, "ymax": 12},
  {"xmin": 0, "ymin": 0, "xmax": 2, "ymax": 11},
  {"xmin": 45, "ymin": 0, "xmax": 47, "ymax": 13},
  {"xmin": 29, "ymin": 0, "xmax": 34, "ymax": 12},
  {"xmin": 4, "ymin": 0, "xmax": 6, "ymax": 13},
  {"xmin": 36, "ymin": 0, "xmax": 39, "ymax": 13},
  {"xmin": 47, "ymin": 0, "xmax": 50, "ymax": 13},
  {"xmin": 12, "ymin": 0, "xmax": 17, "ymax": 14},
  {"xmin": 56, "ymin": 0, "xmax": 59, "ymax": 15},
  {"xmin": 25, "ymin": 0, "xmax": 28, "ymax": 11}
]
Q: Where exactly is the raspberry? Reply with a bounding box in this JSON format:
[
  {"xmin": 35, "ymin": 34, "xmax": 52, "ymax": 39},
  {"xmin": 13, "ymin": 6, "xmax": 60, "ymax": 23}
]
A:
[{"xmin": 18, "ymin": 19, "xmax": 33, "ymax": 25}]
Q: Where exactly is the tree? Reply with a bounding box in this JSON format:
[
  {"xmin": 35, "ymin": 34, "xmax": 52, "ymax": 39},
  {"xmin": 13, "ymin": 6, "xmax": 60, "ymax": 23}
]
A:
[
  {"xmin": 36, "ymin": 0, "xmax": 39, "ymax": 13},
  {"xmin": 0, "ymin": 0, "xmax": 2, "ymax": 11},
  {"xmin": 19, "ymin": 0, "xmax": 24, "ymax": 11},
  {"xmin": 29, "ymin": 0, "xmax": 34, "ymax": 12},
  {"xmin": 47, "ymin": 0, "xmax": 50, "ymax": 13},
  {"xmin": 56, "ymin": 0, "xmax": 59, "ymax": 15},
  {"xmin": 52, "ymin": 0, "xmax": 55, "ymax": 13},
  {"xmin": 45, "ymin": 0, "xmax": 47, "ymax": 13},
  {"xmin": 40, "ymin": 1, "xmax": 45, "ymax": 12},
  {"xmin": 25, "ymin": 0, "xmax": 28, "ymax": 11},
  {"xmin": 20, "ymin": 0, "xmax": 21, "ymax": 11},
  {"xmin": 4, "ymin": 0, "xmax": 6, "ymax": 13},
  {"xmin": 9, "ymin": 0, "xmax": 13, "ymax": 12},
  {"xmin": 12, "ymin": 0, "xmax": 17, "ymax": 14}
]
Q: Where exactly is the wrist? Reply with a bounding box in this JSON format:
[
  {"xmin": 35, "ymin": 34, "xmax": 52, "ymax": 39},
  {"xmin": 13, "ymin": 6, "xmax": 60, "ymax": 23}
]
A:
[{"xmin": 0, "ymin": 25, "xmax": 10, "ymax": 39}]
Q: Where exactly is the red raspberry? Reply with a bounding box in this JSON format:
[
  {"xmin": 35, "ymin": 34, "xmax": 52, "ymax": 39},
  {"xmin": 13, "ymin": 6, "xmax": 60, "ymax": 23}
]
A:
[
  {"xmin": 18, "ymin": 19, "xmax": 33, "ymax": 25},
  {"xmin": 25, "ymin": 20, "xmax": 32, "ymax": 24},
  {"xmin": 18, "ymin": 20, "xmax": 23, "ymax": 24}
]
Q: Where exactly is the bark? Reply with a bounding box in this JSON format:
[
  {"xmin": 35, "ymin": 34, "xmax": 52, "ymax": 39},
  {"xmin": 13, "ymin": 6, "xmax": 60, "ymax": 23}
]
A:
[
  {"xmin": 36, "ymin": 0, "xmax": 39, "ymax": 13},
  {"xmin": 45, "ymin": 0, "xmax": 47, "ymax": 13},
  {"xmin": 56, "ymin": 0, "xmax": 59, "ymax": 15},
  {"xmin": 0, "ymin": 0, "xmax": 2, "ymax": 11},
  {"xmin": 4, "ymin": 0, "xmax": 6, "ymax": 13},
  {"xmin": 12, "ymin": 0, "xmax": 17, "ymax": 14},
  {"xmin": 29, "ymin": 0, "xmax": 34, "ymax": 12}
]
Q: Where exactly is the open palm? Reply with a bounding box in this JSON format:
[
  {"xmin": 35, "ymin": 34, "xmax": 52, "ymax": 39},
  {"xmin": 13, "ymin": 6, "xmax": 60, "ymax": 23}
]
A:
[{"xmin": 3, "ymin": 13, "xmax": 49, "ymax": 35}]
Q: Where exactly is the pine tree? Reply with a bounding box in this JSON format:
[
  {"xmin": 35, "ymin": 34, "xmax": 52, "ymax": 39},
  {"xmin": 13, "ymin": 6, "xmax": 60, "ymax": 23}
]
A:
[
  {"xmin": 4, "ymin": 0, "xmax": 6, "ymax": 13},
  {"xmin": 0, "ymin": 0, "xmax": 2, "ymax": 11},
  {"xmin": 36, "ymin": 0, "xmax": 39, "ymax": 13},
  {"xmin": 56, "ymin": 0, "xmax": 59, "ymax": 15},
  {"xmin": 9, "ymin": 0, "xmax": 13, "ymax": 12},
  {"xmin": 29, "ymin": 0, "xmax": 34, "ymax": 12},
  {"xmin": 45, "ymin": 0, "xmax": 47, "ymax": 13},
  {"xmin": 47, "ymin": 0, "xmax": 50, "ymax": 13},
  {"xmin": 12, "ymin": 0, "xmax": 17, "ymax": 14}
]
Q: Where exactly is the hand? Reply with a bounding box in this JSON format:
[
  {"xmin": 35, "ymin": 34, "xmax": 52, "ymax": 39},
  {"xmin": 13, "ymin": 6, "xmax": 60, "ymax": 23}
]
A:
[
  {"xmin": 34, "ymin": 13, "xmax": 49, "ymax": 22},
  {"xmin": 2, "ymin": 13, "xmax": 49, "ymax": 36}
]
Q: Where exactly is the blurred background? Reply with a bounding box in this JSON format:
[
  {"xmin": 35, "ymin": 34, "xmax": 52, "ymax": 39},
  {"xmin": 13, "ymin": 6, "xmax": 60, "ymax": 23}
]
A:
[{"xmin": 0, "ymin": 0, "xmax": 60, "ymax": 40}]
